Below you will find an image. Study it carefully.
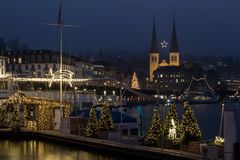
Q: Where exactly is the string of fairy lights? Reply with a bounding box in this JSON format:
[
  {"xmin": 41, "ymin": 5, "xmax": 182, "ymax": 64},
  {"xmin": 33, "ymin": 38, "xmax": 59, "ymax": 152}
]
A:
[
  {"xmin": 3, "ymin": 91, "xmax": 70, "ymax": 130},
  {"xmin": 143, "ymin": 101, "xmax": 202, "ymax": 145}
]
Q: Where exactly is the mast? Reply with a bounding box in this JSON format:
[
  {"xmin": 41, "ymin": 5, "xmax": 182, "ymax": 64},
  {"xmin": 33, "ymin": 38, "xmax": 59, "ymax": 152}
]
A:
[{"xmin": 59, "ymin": 0, "xmax": 63, "ymax": 110}]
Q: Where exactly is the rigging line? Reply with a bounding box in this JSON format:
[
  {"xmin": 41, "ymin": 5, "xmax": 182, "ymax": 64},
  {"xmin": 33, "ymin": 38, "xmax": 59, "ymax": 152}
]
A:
[
  {"xmin": 204, "ymin": 77, "xmax": 214, "ymax": 91},
  {"xmin": 186, "ymin": 77, "xmax": 194, "ymax": 93}
]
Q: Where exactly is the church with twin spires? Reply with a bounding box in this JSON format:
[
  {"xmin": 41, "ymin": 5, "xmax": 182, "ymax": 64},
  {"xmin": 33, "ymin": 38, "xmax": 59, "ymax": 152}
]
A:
[{"xmin": 149, "ymin": 17, "xmax": 180, "ymax": 82}]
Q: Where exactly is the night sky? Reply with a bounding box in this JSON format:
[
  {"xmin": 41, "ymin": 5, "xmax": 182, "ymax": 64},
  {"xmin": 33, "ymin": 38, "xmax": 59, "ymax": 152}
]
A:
[{"xmin": 0, "ymin": 0, "xmax": 239, "ymax": 55}]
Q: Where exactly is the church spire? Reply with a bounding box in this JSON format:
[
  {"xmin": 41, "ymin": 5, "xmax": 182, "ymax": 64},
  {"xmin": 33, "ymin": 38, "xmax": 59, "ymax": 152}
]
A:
[
  {"xmin": 150, "ymin": 16, "xmax": 158, "ymax": 53},
  {"xmin": 170, "ymin": 16, "xmax": 179, "ymax": 52}
]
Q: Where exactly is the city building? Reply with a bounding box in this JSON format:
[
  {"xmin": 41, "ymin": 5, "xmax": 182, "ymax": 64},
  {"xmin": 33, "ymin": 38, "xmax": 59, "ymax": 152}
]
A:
[
  {"xmin": 7, "ymin": 50, "xmax": 76, "ymax": 78},
  {"xmin": 0, "ymin": 50, "xmax": 7, "ymax": 78}
]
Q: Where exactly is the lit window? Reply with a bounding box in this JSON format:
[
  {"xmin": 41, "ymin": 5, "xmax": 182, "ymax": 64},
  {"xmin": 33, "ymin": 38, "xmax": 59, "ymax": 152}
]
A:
[{"xmin": 18, "ymin": 58, "xmax": 22, "ymax": 64}]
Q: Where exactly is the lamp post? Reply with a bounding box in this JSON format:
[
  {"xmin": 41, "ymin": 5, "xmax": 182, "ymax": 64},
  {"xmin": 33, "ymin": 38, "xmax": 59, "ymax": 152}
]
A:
[
  {"xmin": 146, "ymin": 77, "xmax": 149, "ymax": 89},
  {"xmin": 161, "ymin": 97, "xmax": 167, "ymax": 151},
  {"xmin": 219, "ymin": 101, "xmax": 224, "ymax": 137},
  {"xmin": 73, "ymin": 86, "xmax": 77, "ymax": 116}
]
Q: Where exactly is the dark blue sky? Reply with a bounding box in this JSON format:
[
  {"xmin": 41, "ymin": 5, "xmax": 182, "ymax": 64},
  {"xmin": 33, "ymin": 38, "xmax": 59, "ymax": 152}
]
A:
[{"xmin": 0, "ymin": 0, "xmax": 239, "ymax": 55}]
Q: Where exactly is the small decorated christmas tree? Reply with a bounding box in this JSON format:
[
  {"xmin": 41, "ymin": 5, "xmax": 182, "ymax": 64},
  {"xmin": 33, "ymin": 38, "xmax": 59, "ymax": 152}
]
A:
[
  {"xmin": 98, "ymin": 104, "xmax": 114, "ymax": 131},
  {"xmin": 11, "ymin": 108, "xmax": 24, "ymax": 130},
  {"xmin": 144, "ymin": 108, "xmax": 162, "ymax": 145},
  {"xmin": 164, "ymin": 103, "xmax": 179, "ymax": 139},
  {"xmin": 179, "ymin": 101, "xmax": 201, "ymax": 143},
  {"xmin": 85, "ymin": 107, "xmax": 98, "ymax": 137},
  {"xmin": 0, "ymin": 109, "xmax": 9, "ymax": 128},
  {"xmin": 131, "ymin": 72, "xmax": 140, "ymax": 90}
]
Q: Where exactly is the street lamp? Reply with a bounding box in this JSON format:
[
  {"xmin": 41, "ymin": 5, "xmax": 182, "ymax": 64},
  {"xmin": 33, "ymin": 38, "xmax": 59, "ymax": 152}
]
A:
[
  {"xmin": 73, "ymin": 86, "xmax": 77, "ymax": 116},
  {"xmin": 161, "ymin": 97, "xmax": 167, "ymax": 151},
  {"xmin": 146, "ymin": 77, "xmax": 149, "ymax": 89}
]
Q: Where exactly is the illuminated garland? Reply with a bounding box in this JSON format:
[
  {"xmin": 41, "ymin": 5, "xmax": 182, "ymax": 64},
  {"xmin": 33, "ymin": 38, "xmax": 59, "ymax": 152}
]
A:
[
  {"xmin": 85, "ymin": 107, "xmax": 98, "ymax": 137},
  {"xmin": 98, "ymin": 104, "xmax": 114, "ymax": 131},
  {"xmin": 10, "ymin": 108, "xmax": 24, "ymax": 130},
  {"xmin": 0, "ymin": 109, "xmax": 9, "ymax": 128},
  {"xmin": 5, "ymin": 91, "xmax": 70, "ymax": 130},
  {"xmin": 164, "ymin": 103, "xmax": 179, "ymax": 139},
  {"xmin": 144, "ymin": 108, "xmax": 162, "ymax": 145},
  {"xmin": 179, "ymin": 101, "xmax": 201, "ymax": 143}
]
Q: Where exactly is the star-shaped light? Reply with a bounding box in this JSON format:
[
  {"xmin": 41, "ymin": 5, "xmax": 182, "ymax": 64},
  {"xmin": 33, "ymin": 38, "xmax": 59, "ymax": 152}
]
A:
[{"xmin": 161, "ymin": 40, "xmax": 168, "ymax": 48}]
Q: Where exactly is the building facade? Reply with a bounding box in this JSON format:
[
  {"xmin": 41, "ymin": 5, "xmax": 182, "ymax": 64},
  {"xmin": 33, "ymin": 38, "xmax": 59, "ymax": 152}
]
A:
[
  {"xmin": 149, "ymin": 17, "xmax": 180, "ymax": 82},
  {"xmin": 7, "ymin": 50, "xmax": 76, "ymax": 78}
]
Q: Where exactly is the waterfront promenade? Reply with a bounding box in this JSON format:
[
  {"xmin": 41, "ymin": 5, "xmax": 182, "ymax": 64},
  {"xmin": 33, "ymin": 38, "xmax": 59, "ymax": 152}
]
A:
[{"xmin": 0, "ymin": 129, "xmax": 207, "ymax": 160}]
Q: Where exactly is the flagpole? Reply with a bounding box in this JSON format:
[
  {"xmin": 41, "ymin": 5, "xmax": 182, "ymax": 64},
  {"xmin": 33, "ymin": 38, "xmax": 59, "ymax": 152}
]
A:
[{"xmin": 59, "ymin": 1, "xmax": 63, "ymax": 117}]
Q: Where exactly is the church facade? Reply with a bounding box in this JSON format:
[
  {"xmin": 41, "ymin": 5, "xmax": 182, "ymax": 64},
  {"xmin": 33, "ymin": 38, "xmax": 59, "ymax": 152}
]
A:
[{"xmin": 149, "ymin": 17, "xmax": 180, "ymax": 82}]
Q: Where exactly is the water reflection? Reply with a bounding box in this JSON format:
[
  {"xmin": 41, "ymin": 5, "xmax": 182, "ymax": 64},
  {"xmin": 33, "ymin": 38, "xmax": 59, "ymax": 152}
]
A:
[{"xmin": 0, "ymin": 140, "xmax": 117, "ymax": 160}]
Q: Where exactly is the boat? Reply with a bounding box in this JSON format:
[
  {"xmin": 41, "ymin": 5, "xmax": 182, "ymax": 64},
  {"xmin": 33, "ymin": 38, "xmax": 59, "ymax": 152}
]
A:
[
  {"xmin": 184, "ymin": 91, "xmax": 218, "ymax": 104},
  {"xmin": 224, "ymin": 95, "xmax": 240, "ymax": 104}
]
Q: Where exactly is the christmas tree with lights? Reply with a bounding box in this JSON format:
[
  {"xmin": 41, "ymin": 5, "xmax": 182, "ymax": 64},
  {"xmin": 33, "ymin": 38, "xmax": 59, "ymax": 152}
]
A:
[
  {"xmin": 131, "ymin": 72, "xmax": 140, "ymax": 90},
  {"xmin": 144, "ymin": 108, "xmax": 162, "ymax": 145},
  {"xmin": 85, "ymin": 107, "xmax": 98, "ymax": 137},
  {"xmin": 164, "ymin": 103, "xmax": 179, "ymax": 139},
  {"xmin": 179, "ymin": 101, "xmax": 201, "ymax": 143},
  {"xmin": 98, "ymin": 104, "xmax": 114, "ymax": 131},
  {"xmin": 11, "ymin": 108, "xmax": 24, "ymax": 130},
  {"xmin": 0, "ymin": 109, "xmax": 9, "ymax": 128}
]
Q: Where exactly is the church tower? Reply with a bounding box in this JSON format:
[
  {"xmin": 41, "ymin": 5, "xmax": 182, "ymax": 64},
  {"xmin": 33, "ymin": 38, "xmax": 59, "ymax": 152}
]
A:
[
  {"xmin": 169, "ymin": 17, "xmax": 180, "ymax": 66},
  {"xmin": 149, "ymin": 17, "xmax": 159, "ymax": 81}
]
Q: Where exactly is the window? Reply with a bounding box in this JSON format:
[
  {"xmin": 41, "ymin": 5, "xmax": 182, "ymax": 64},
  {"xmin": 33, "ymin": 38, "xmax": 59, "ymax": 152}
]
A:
[
  {"xmin": 171, "ymin": 55, "xmax": 177, "ymax": 62},
  {"xmin": 37, "ymin": 55, "xmax": 42, "ymax": 63},
  {"xmin": 31, "ymin": 55, "xmax": 36, "ymax": 62},
  {"xmin": 25, "ymin": 56, "xmax": 29, "ymax": 63},
  {"xmin": 45, "ymin": 64, "xmax": 48, "ymax": 69},
  {"xmin": 18, "ymin": 58, "xmax": 22, "ymax": 64},
  {"xmin": 25, "ymin": 65, "xmax": 28, "ymax": 70},
  {"xmin": 32, "ymin": 64, "xmax": 35, "ymax": 69},
  {"xmin": 38, "ymin": 72, "xmax": 41, "ymax": 77},
  {"xmin": 151, "ymin": 56, "xmax": 157, "ymax": 62},
  {"xmin": 38, "ymin": 65, "xmax": 41, "ymax": 70}
]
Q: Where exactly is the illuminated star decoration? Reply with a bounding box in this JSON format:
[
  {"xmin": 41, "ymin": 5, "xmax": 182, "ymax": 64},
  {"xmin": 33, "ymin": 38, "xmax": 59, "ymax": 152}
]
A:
[
  {"xmin": 160, "ymin": 40, "xmax": 168, "ymax": 48},
  {"xmin": 48, "ymin": 68, "xmax": 74, "ymax": 88}
]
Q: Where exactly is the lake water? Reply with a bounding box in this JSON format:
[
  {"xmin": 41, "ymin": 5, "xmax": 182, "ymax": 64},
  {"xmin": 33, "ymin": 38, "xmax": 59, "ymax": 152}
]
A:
[
  {"xmin": 0, "ymin": 103, "xmax": 239, "ymax": 160},
  {"xmin": 0, "ymin": 139, "xmax": 128, "ymax": 160},
  {"xmin": 126, "ymin": 103, "xmax": 239, "ymax": 140}
]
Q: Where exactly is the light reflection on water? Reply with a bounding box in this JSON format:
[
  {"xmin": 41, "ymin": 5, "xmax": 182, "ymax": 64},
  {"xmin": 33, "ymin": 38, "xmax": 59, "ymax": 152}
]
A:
[{"xmin": 0, "ymin": 140, "xmax": 118, "ymax": 160}]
